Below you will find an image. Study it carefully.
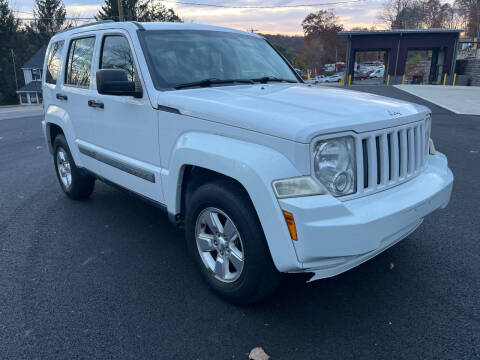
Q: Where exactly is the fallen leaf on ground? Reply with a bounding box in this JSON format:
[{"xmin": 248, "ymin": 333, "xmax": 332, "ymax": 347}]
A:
[
  {"xmin": 249, "ymin": 347, "xmax": 269, "ymax": 360},
  {"xmin": 82, "ymin": 257, "xmax": 93, "ymax": 266}
]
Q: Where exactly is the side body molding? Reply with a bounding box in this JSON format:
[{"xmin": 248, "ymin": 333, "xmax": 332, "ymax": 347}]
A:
[{"xmin": 166, "ymin": 132, "xmax": 303, "ymax": 272}]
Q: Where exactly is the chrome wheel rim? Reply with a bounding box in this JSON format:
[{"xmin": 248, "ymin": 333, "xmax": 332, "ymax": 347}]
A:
[
  {"xmin": 56, "ymin": 147, "xmax": 72, "ymax": 189},
  {"xmin": 195, "ymin": 207, "xmax": 245, "ymax": 283}
]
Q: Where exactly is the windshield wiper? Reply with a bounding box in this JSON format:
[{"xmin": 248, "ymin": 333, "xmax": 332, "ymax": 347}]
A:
[
  {"xmin": 174, "ymin": 78, "xmax": 255, "ymax": 90},
  {"xmin": 250, "ymin": 76, "xmax": 298, "ymax": 84}
]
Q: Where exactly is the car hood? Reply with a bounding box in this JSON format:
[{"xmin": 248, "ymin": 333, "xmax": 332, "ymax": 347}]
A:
[{"xmin": 156, "ymin": 84, "xmax": 429, "ymax": 143}]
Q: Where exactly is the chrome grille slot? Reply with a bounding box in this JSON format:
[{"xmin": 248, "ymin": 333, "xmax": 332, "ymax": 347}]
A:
[{"xmin": 355, "ymin": 119, "xmax": 428, "ymax": 198}]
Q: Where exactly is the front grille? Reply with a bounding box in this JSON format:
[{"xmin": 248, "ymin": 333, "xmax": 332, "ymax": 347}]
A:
[{"xmin": 354, "ymin": 120, "xmax": 427, "ymax": 197}]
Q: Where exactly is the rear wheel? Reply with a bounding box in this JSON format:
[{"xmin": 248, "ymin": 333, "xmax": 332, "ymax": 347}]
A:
[
  {"xmin": 185, "ymin": 179, "xmax": 282, "ymax": 304},
  {"xmin": 53, "ymin": 134, "xmax": 95, "ymax": 200}
]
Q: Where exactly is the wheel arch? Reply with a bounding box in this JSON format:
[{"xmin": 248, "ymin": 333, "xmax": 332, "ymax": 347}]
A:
[
  {"xmin": 46, "ymin": 122, "xmax": 64, "ymax": 154},
  {"xmin": 166, "ymin": 132, "xmax": 303, "ymax": 272},
  {"xmin": 44, "ymin": 105, "xmax": 81, "ymax": 165}
]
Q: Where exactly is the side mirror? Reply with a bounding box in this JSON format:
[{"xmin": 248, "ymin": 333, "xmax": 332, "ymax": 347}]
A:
[{"xmin": 96, "ymin": 69, "xmax": 142, "ymax": 98}]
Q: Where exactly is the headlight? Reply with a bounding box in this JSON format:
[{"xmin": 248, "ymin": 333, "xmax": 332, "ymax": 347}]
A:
[
  {"xmin": 313, "ymin": 136, "xmax": 356, "ymax": 196},
  {"xmin": 425, "ymin": 114, "xmax": 431, "ymax": 154},
  {"xmin": 272, "ymin": 176, "xmax": 326, "ymax": 199}
]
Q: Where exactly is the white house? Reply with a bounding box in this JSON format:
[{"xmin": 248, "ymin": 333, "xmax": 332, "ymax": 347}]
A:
[{"xmin": 17, "ymin": 45, "xmax": 46, "ymax": 105}]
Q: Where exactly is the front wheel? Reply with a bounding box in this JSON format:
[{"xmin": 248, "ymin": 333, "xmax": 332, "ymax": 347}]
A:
[
  {"xmin": 53, "ymin": 134, "xmax": 95, "ymax": 200},
  {"xmin": 185, "ymin": 179, "xmax": 281, "ymax": 304}
]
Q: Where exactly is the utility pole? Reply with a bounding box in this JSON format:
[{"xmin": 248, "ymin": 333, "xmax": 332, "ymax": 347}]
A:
[
  {"xmin": 248, "ymin": 27, "xmax": 258, "ymax": 33},
  {"xmin": 477, "ymin": 0, "xmax": 480, "ymax": 40},
  {"xmin": 10, "ymin": 49, "xmax": 18, "ymax": 90},
  {"xmin": 335, "ymin": 47, "xmax": 338, "ymax": 72},
  {"xmin": 117, "ymin": 0, "xmax": 124, "ymax": 21}
]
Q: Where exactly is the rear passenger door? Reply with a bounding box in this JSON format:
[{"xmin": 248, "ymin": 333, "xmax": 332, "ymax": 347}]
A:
[
  {"xmin": 90, "ymin": 31, "xmax": 164, "ymax": 203},
  {"xmin": 61, "ymin": 34, "xmax": 100, "ymax": 173}
]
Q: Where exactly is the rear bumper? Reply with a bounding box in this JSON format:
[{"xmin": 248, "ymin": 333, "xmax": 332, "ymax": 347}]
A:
[{"xmin": 278, "ymin": 152, "xmax": 453, "ymax": 279}]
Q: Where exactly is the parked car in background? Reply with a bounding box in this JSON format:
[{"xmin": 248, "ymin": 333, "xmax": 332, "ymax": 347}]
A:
[
  {"xmin": 324, "ymin": 73, "xmax": 342, "ymax": 82},
  {"xmin": 42, "ymin": 21, "xmax": 453, "ymax": 304},
  {"xmin": 308, "ymin": 75, "xmax": 326, "ymax": 84},
  {"xmin": 354, "ymin": 71, "xmax": 369, "ymax": 80},
  {"xmin": 324, "ymin": 63, "xmax": 335, "ymax": 72},
  {"xmin": 369, "ymin": 68, "xmax": 385, "ymax": 78}
]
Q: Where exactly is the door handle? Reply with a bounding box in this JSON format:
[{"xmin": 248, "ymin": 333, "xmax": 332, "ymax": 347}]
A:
[
  {"xmin": 56, "ymin": 93, "xmax": 68, "ymax": 101},
  {"xmin": 88, "ymin": 100, "xmax": 104, "ymax": 109}
]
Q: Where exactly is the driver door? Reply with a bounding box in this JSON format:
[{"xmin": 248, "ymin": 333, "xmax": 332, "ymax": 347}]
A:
[{"xmin": 89, "ymin": 30, "xmax": 164, "ymax": 203}]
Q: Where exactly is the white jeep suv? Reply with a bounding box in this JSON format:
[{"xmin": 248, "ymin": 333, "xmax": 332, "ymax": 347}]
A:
[{"xmin": 41, "ymin": 21, "xmax": 453, "ymax": 304}]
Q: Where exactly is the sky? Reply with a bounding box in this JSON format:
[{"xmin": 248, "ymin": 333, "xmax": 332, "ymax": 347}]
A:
[{"xmin": 10, "ymin": 0, "xmax": 388, "ymax": 35}]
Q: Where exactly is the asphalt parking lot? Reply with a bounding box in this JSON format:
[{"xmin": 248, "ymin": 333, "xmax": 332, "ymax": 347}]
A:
[{"xmin": 1, "ymin": 86, "xmax": 479, "ymax": 359}]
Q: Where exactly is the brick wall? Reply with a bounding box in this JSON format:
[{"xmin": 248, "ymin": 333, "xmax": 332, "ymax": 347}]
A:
[{"xmin": 456, "ymin": 59, "xmax": 480, "ymax": 86}]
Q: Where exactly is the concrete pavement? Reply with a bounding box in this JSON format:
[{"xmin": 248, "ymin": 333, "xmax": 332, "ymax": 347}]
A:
[
  {"xmin": 394, "ymin": 84, "xmax": 480, "ymax": 115},
  {"xmin": 0, "ymin": 105, "xmax": 43, "ymax": 121}
]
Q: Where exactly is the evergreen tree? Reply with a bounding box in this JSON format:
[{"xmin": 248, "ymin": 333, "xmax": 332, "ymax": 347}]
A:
[
  {"xmin": 0, "ymin": 0, "xmax": 21, "ymax": 105},
  {"xmin": 96, "ymin": 0, "xmax": 182, "ymax": 22},
  {"xmin": 28, "ymin": 0, "xmax": 67, "ymax": 45},
  {"xmin": 136, "ymin": 0, "xmax": 182, "ymax": 22}
]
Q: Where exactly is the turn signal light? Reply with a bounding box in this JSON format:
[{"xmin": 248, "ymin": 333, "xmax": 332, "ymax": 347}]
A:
[{"xmin": 282, "ymin": 210, "xmax": 298, "ymax": 241}]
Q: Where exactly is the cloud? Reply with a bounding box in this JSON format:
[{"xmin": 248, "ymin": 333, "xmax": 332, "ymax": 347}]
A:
[{"xmin": 11, "ymin": 0, "xmax": 388, "ymax": 34}]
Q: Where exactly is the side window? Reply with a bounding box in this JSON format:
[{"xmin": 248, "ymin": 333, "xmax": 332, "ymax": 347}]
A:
[
  {"xmin": 65, "ymin": 37, "xmax": 96, "ymax": 87},
  {"xmin": 45, "ymin": 40, "xmax": 64, "ymax": 85},
  {"xmin": 100, "ymin": 35, "xmax": 136, "ymax": 82}
]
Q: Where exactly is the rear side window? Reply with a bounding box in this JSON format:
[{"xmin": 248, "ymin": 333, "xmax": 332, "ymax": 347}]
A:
[
  {"xmin": 45, "ymin": 40, "xmax": 64, "ymax": 84},
  {"xmin": 65, "ymin": 37, "xmax": 96, "ymax": 87},
  {"xmin": 100, "ymin": 35, "xmax": 136, "ymax": 82}
]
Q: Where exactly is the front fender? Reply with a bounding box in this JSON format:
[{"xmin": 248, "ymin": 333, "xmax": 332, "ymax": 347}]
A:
[{"xmin": 166, "ymin": 132, "xmax": 303, "ymax": 272}]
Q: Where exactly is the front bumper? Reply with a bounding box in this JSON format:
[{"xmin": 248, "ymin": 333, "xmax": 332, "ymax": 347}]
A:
[{"xmin": 278, "ymin": 152, "xmax": 453, "ymax": 280}]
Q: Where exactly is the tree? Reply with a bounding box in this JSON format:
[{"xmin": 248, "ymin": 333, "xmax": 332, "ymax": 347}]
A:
[
  {"xmin": 301, "ymin": 9, "xmax": 344, "ymax": 37},
  {"xmin": 0, "ymin": 0, "xmax": 21, "ymax": 104},
  {"xmin": 96, "ymin": 0, "xmax": 182, "ymax": 22},
  {"xmin": 423, "ymin": 0, "xmax": 456, "ymax": 28},
  {"xmin": 379, "ymin": 0, "xmax": 464, "ymax": 29},
  {"xmin": 295, "ymin": 37, "xmax": 329, "ymax": 72},
  {"xmin": 136, "ymin": 0, "xmax": 182, "ymax": 22},
  {"xmin": 97, "ymin": 0, "xmax": 136, "ymax": 21},
  {"xmin": 455, "ymin": 0, "xmax": 478, "ymax": 37},
  {"xmin": 378, "ymin": 0, "xmax": 409, "ymax": 28},
  {"xmin": 379, "ymin": 0, "xmax": 422, "ymax": 28},
  {"xmin": 28, "ymin": 0, "xmax": 66, "ymax": 45},
  {"xmin": 295, "ymin": 9, "xmax": 345, "ymax": 72}
]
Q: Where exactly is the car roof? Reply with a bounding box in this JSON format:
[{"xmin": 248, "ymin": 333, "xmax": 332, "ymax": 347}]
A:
[{"xmin": 51, "ymin": 21, "xmax": 261, "ymax": 42}]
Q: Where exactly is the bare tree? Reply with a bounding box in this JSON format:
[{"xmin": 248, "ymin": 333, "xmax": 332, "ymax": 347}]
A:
[
  {"xmin": 379, "ymin": 0, "xmax": 466, "ymax": 29},
  {"xmin": 455, "ymin": 0, "xmax": 478, "ymax": 36},
  {"xmin": 377, "ymin": 0, "xmax": 415, "ymax": 28}
]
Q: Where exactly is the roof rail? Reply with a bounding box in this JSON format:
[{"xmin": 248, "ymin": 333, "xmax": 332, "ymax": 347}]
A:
[
  {"xmin": 57, "ymin": 20, "xmax": 115, "ymax": 34},
  {"xmin": 130, "ymin": 21, "xmax": 145, "ymax": 30}
]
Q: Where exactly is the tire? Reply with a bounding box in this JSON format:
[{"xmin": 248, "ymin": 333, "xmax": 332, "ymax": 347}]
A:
[
  {"xmin": 53, "ymin": 134, "xmax": 95, "ymax": 200},
  {"xmin": 185, "ymin": 179, "xmax": 282, "ymax": 304}
]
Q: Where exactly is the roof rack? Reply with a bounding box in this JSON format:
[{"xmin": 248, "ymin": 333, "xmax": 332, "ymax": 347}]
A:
[
  {"xmin": 130, "ymin": 21, "xmax": 145, "ymax": 30},
  {"xmin": 57, "ymin": 20, "xmax": 115, "ymax": 34}
]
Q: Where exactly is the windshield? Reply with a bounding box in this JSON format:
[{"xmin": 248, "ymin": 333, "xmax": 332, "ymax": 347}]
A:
[{"xmin": 139, "ymin": 30, "xmax": 299, "ymax": 89}]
